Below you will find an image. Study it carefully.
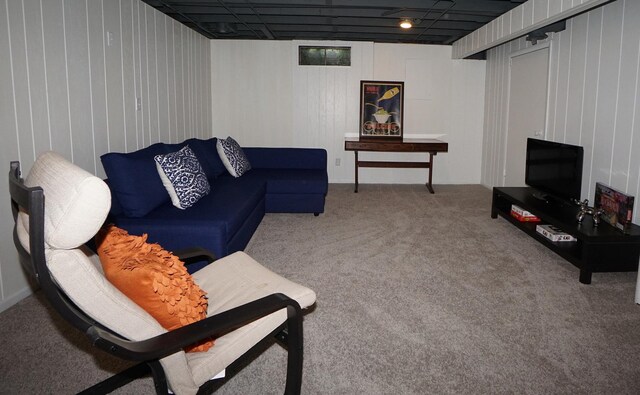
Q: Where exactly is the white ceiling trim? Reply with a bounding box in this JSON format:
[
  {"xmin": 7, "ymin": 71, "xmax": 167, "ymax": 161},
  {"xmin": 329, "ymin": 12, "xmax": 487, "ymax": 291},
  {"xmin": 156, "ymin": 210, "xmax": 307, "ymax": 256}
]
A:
[{"xmin": 452, "ymin": 0, "xmax": 614, "ymax": 59}]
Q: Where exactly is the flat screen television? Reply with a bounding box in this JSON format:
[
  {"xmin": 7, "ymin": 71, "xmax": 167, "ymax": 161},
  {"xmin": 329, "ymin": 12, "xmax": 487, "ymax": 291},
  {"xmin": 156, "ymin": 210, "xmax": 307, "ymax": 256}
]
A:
[{"xmin": 525, "ymin": 138, "xmax": 584, "ymax": 203}]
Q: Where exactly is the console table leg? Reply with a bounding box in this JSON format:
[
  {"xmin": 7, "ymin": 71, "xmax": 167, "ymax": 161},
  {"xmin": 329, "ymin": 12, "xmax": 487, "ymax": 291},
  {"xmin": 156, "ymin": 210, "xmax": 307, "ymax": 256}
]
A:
[
  {"xmin": 579, "ymin": 269, "xmax": 592, "ymax": 284},
  {"xmin": 354, "ymin": 151, "xmax": 359, "ymax": 193},
  {"xmin": 425, "ymin": 152, "xmax": 435, "ymax": 194}
]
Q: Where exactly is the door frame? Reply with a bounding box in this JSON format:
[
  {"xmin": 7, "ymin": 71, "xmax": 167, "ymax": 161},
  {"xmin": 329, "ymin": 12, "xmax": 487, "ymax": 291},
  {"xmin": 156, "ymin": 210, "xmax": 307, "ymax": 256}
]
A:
[{"xmin": 502, "ymin": 41, "xmax": 553, "ymax": 186}]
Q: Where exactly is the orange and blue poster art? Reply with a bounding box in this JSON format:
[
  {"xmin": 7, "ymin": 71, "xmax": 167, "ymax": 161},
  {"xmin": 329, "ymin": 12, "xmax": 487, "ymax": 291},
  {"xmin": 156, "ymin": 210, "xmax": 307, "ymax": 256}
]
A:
[{"xmin": 359, "ymin": 81, "xmax": 404, "ymax": 140}]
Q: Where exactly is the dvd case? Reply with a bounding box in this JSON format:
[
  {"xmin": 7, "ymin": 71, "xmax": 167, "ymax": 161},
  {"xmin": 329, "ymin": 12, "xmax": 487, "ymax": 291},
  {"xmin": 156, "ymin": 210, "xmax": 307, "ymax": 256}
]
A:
[{"xmin": 536, "ymin": 224, "xmax": 576, "ymax": 242}]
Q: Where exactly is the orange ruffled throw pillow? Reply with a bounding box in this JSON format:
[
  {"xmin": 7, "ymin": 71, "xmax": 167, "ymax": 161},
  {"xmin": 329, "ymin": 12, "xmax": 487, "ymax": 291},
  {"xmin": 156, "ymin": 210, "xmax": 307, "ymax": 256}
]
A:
[{"xmin": 95, "ymin": 225, "xmax": 212, "ymax": 352}]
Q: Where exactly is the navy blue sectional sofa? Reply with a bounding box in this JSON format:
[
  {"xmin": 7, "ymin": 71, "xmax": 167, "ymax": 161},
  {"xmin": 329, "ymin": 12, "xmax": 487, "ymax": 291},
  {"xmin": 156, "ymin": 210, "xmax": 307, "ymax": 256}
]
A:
[{"xmin": 101, "ymin": 137, "xmax": 327, "ymax": 270}]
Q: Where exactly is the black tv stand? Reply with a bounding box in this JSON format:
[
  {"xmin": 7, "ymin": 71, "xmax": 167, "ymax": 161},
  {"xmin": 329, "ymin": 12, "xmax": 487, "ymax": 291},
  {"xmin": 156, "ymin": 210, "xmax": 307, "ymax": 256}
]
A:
[
  {"xmin": 530, "ymin": 191, "xmax": 552, "ymax": 203},
  {"xmin": 491, "ymin": 187, "xmax": 640, "ymax": 284}
]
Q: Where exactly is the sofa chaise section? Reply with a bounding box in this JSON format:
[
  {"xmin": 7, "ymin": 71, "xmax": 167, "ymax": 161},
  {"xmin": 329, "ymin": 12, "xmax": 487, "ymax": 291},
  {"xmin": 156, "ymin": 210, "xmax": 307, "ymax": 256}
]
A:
[{"xmin": 244, "ymin": 147, "xmax": 328, "ymax": 214}]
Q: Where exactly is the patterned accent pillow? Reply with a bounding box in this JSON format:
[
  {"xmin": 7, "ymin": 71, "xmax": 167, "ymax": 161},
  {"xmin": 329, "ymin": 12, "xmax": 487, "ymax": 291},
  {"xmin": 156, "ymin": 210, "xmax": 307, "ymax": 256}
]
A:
[
  {"xmin": 154, "ymin": 145, "xmax": 210, "ymax": 209},
  {"xmin": 216, "ymin": 136, "xmax": 252, "ymax": 177},
  {"xmin": 96, "ymin": 225, "xmax": 213, "ymax": 352}
]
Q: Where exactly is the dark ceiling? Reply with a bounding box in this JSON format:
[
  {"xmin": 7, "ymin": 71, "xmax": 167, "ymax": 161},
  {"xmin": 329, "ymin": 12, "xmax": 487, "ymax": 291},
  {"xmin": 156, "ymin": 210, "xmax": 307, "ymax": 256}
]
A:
[{"xmin": 142, "ymin": 0, "xmax": 527, "ymax": 45}]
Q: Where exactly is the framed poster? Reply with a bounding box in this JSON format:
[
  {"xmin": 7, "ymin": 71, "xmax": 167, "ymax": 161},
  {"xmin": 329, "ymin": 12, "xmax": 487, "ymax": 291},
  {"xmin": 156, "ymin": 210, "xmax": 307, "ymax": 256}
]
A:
[{"xmin": 359, "ymin": 80, "xmax": 404, "ymax": 140}]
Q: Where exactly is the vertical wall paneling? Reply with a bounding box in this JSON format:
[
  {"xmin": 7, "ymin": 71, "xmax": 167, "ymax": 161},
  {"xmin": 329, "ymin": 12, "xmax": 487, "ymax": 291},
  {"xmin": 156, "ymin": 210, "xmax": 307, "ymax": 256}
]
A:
[
  {"xmin": 104, "ymin": 0, "xmax": 124, "ymax": 155},
  {"xmin": 138, "ymin": 0, "xmax": 148, "ymax": 147},
  {"xmin": 0, "ymin": 0, "xmax": 211, "ymax": 313},
  {"xmin": 533, "ymin": 0, "xmax": 549, "ymax": 24},
  {"xmin": 550, "ymin": 28, "xmax": 567, "ymax": 142},
  {"xmin": 8, "ymin": 0, "xmax": 35, "ymax": 165},
  {"xmin": 627, "ymin": 2, "xmax": 640, "ymax": 200},
  {"xmin": 187, "ymin": 25, "xmax": 192, "ymax": 139},
  {"xmin": 211, "ymin": 40, "xmax": 485, "ymax": 184},
  {"xmin": 550, "ymin": 0, "xmax": 562, "ymax": 16},
  {"xmin": 121, "ymin": 0, "xmax": 137, "ymax": 152},
  {"xmin": 147, "ymin": 7, "xmax": 158, "ymax": 142},
  {"xmin": 0, "ymin": 0, "xmax": 26, "ymax": 309},
  {"xmin": 580, "ymin": 9, "xmax": 603, "ymax": 199},
  {"xmin": 42, "ymin": 0, "xmax": 72, "ymax": 158},
  {"xmin": 22, "ymin": 0, "xmax": 49, "ymax": 156},
  {"xmin": 176, "ymin": 25, "xmax": 185, "ymax": 142},
  {"xmin": 611, "ymin": 0, "xmax": 638, "ymax": 191},
  {"xmin": 481, "ymin": 0, "xmax": 640, "ymax": 224},
  {"xmin": 523, "ymin": 0, "xmax": 534, "ymax": 27},
  {"xmin": 211, "ymin": 40, "xmax": 295, "ymax": 147},
  {"xmin": 65, "ymin": 0, "xmax": 95, "ymax": 173},
  {"xmin": 87, "ymin": 0, "xmax": 106, "ymax": 176},
  {"xmin": 187, "ymin": 27, "xmax": 192, "ymax": 139},
  {"xmin": 167, "ymin": 16, "xmax": 175, "ymax": 142},
  {"xmin": 546, "ymin": 31, "xmax": 559, "ymax": 141},
  {"xmin": 563, "ymin": 19, "xmax": 578, "ymax": 144},
  {"xmin": 591, "ymin": 1, "xmax": 623, "ymax": 188},
  {"xmin": 156, "ymin": 13, "xmax": 168, "ymax": 143}
]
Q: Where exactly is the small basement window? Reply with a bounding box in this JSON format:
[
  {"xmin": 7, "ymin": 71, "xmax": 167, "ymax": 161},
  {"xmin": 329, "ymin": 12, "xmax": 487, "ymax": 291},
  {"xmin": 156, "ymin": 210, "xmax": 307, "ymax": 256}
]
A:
[{"xmin": 299, "ymin": 46, "xmax": 351, "ymax": 66}]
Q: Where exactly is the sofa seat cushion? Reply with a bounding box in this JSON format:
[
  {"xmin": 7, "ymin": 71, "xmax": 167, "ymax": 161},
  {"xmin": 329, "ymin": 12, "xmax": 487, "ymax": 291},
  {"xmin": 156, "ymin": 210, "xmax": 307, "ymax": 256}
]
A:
[
  {"xmin": 116, "ymin": 175, "xmax": 265, "ymax": 247},
  {"xmin": 246, "ymin": 169, "xmax": 328, "ymax": 195}
]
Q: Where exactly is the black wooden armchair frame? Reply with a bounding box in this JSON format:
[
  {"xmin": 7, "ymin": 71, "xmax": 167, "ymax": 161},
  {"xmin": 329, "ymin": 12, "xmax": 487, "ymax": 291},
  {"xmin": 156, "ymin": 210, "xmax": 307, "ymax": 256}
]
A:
[{"xmin": 9, "ymin": 161, "xmax": 305, "ymax": 395}]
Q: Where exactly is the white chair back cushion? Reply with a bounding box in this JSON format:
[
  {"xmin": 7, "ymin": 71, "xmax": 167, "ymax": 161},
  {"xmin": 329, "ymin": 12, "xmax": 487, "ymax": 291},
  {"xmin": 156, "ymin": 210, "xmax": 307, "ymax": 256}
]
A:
[{"xmin": 17, "ymin": 151, "xmax": 111, "ymax": 250}]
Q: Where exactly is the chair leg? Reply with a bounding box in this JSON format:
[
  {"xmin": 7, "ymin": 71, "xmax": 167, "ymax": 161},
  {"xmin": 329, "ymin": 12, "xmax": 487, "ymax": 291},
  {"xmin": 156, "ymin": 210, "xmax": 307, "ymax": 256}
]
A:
[
  {"xmin": 283, "ymin": 306, "xmax": 304, "ymax": 395},
  {"xmin": 148, "ymin": 360, "xmax": 169, "ymax": 395}
]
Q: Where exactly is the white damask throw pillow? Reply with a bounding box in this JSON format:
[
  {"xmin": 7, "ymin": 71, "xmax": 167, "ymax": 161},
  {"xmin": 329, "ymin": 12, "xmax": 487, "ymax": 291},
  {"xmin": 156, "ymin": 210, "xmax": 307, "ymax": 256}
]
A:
[
  {"xmin": 216, "ymin": 136, "xmax": 252, "ymax": 177},
  {"xmin": 154, "ymin": 145, "xmax": 210, "ymax": 209}
]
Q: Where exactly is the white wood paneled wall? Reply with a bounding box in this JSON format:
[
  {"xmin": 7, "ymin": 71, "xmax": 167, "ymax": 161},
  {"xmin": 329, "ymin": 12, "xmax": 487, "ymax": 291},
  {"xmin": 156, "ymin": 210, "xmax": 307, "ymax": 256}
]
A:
[
  {"xmin": 482, "ymin": 0, "xmax": 640, "ymax": 224},
  {"xmin": 292, "ymin": 40, "xmax": 375, "ymax": 183},
  {"xmin": 0, "ymin": 0, "xmax": 211, "ymax": 312},
  {"xmin": 368, "ymin": 44, "xmax": 485, "ymax": 185},
  {"xmin": 211, "ymin": 40, "xmax": 486, "ymax": 184},
  {"xmin": 211, "ymin": 40, "xmax": 294, "ymax": 147},
  {"xmin": 452, "ymin": 0, "xmax": 612, "ymax": 59}
]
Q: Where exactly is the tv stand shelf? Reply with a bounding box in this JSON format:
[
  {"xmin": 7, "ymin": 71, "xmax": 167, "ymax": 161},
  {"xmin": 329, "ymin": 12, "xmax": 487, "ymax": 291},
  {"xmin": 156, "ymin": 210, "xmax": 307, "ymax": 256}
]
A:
[{"xmin": 491, "ymin": 187, "xmax": 640, "ymax": 284}]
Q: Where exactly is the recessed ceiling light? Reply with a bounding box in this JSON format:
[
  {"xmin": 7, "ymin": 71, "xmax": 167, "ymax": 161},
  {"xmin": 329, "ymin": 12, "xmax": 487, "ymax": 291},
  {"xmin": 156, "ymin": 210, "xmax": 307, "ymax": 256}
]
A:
[{"xmin": 400, "ymin": 19, "xmax": 412, "ymax": 29}]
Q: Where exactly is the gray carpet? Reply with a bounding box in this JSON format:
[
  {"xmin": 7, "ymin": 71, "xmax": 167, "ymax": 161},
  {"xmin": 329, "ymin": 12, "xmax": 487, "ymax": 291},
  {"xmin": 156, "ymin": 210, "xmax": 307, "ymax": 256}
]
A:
[{"xmin": 1, "ymin": 184, "xmax": 639, "ymax": 394}]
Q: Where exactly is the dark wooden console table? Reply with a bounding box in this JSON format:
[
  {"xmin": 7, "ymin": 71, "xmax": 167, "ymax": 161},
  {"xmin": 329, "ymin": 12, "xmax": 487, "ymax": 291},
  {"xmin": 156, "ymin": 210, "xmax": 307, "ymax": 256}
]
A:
[
  {"xmin": 344, "ymin": 137, "xmax": 448, "ymax": 193},
  {"xmin": 492, "ymin": 186, "xmax": 640, "ymax": 284}
]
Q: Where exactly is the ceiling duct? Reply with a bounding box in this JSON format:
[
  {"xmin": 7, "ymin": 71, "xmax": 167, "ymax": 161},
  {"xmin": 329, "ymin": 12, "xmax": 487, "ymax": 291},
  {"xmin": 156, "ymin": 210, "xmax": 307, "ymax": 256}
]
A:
[{"xmin": 526, "ymin": 20, "xmax": 566, "ymax": 45}]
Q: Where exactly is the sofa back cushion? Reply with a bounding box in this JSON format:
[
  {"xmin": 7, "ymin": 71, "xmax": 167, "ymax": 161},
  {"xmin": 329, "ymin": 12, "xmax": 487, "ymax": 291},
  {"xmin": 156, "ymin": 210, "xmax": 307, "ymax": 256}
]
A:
[
  {"xmin": 243, "ymin": 147, "xmax": 327, "ymax": 170},
  {"xmin": 101, "ymin": 143, "xmax": 170, "ymax": 218},
  {"xmin": 184, "ymin": 138, "xmax": 227, "ymax": 180}
]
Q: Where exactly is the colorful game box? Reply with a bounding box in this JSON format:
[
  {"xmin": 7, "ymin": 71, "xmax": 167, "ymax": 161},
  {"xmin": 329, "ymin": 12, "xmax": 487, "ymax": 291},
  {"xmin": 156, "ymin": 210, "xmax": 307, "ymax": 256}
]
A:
[{"xmin": 594, "ymin": 182, "xmax": 635, "ymax": 232}]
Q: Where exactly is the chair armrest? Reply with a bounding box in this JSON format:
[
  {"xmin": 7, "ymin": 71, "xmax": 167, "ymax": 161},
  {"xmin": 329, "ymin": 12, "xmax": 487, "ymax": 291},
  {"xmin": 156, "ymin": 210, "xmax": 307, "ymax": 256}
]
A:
[
  {"xmin": 173, "ymin": 247, "xmax": 217, "ymax": 265},
  {"xmin": 86, "ymin": 293, "xmax": 302, "ymax": 361}
]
